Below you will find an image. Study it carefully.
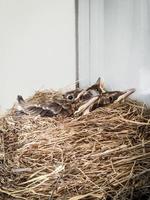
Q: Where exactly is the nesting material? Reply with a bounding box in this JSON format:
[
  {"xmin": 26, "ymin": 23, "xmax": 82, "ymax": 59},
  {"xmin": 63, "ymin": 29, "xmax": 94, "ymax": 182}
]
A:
[{"xmin": 0, "ymin": 90, "xmax": 150, "ymax": 200}]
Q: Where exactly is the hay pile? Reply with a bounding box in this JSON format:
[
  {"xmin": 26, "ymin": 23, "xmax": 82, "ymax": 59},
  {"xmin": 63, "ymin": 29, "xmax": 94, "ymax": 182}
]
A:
[{"xmin": 0, "ymin": 91, "xmax": 150, "ymax": 200}]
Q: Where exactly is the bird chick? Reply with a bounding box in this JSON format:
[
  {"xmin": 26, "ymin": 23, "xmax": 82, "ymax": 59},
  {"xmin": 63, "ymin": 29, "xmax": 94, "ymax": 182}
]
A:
[
  {"xmin": 75, "ymin": 77, "xmax": 105, "ymax": 101},
  {"xmin": 17, "ymin": 91, "xmax": 80, "ymax": 117},
  {"xmin": 74, "ymin": 88, "xmax": 136, "ymax": 116}
]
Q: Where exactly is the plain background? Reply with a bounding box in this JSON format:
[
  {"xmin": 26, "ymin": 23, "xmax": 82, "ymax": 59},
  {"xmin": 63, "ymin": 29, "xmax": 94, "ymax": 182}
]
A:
[
  {"xmin": 0, "ymin": 0, "xmax": 75, "ymax": 111},
  {"xmin": 78, "ymin": 0, "xmax": 150, "ymax": 105}
]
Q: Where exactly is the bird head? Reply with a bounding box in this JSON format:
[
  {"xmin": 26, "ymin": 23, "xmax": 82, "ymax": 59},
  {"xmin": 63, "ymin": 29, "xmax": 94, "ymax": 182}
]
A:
[
  {"xmin": 112, "ymin": 88, "xmax": 136, "ymax": 103},
  {"xmin": 86, "ymin": 77, "xmax": 105, "ymax": 95},
  {"xmin": 75, "ymin": 77, "xmax": 106, "ymax": 101},
  {"xmin": 63, "ymin": 88, "xmax": 82, "ymax": 102}
]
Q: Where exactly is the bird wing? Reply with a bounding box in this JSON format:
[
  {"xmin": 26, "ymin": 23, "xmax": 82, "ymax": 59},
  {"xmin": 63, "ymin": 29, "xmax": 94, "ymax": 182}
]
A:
[{"xmin": 17, "ymin": 95, "xmax": 63, "ymax": 117}]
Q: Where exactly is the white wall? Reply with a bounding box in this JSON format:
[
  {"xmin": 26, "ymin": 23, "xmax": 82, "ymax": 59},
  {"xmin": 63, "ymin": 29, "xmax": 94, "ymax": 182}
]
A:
[
  {"xmin": 0, "ymin": 0, "xmax": 75, "ymax": 111},
  {"xmin": 78, "ymin": 0, "xmax": 150, "ymax": 105},
  {"xmin": 103, "ymin": 0, "xmax": 150, "ymax": 104}
]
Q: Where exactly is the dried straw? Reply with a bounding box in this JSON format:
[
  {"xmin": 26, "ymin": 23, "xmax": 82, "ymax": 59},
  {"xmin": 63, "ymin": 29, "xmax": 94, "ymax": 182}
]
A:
[{"xmin": 0, "ymin": 91, "xmax": 150, "ymax": 200}]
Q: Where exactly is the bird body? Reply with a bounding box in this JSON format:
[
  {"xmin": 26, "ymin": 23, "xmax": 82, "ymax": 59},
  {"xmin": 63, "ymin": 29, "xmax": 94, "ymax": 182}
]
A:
[
  {"xmin": 16, "ymin": 78, "xmax": 104, "ymax": 117},
  {"xmin": 74, "ymin": 88, "xmax": 136, "ymax": 116},
  {"xmin": 16, "ymin": 78, "xmax": 136, "ymax": 117},
  {"xmin": 17, "ymin": 95, "xmax": 75, "ymax": 117}
]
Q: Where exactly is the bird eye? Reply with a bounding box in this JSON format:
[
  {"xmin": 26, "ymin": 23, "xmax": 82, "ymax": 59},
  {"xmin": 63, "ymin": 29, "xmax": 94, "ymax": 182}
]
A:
[{"xmin": 67, "ymin": 94, "xmax": 74, "ymax": 100}]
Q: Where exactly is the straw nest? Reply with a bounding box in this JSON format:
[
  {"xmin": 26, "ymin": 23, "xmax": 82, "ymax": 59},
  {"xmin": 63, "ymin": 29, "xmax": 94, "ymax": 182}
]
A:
[{"xmin": 0, "ymin": 90, "xmax": 150, "ymax": 200}]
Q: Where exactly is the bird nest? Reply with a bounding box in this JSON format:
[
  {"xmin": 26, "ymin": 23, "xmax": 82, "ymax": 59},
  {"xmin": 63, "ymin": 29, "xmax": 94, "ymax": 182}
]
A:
[{"xmin": 0, "ymin": 90, "xmax": 150, "ymax": 200}]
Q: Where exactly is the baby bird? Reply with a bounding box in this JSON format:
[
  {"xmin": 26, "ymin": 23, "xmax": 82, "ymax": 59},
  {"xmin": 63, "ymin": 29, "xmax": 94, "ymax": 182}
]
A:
[
  {"xmin": 75, "ymin": 77, "xmax": 105, "ymax": 101},
  {"xmin": 75, "ymin": 88, "xmax": 136, "ymax": 116},
  {"xmin": 17, "ymin": 94, "xmax": 74, "ymax": 117},
  {"xmin": 16, "ymin": 77, "xmax": 105, "ymax": 117},
  {"xmin": 91, "ymin": 88, "xmax": 136, "ymax": 110}
]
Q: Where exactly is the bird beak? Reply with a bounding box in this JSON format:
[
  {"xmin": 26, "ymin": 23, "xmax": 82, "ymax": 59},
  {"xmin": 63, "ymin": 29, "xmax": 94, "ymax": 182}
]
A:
[
  {"xmin": 75, "ymin": 89, "xmax": 87, "ymax": 101},
  {"xmin": 74, "ymin": 96, "xmax": 99, "ymax": 116},
  {"xmin": 75, "ymin": 77, "xmax": 106, "ymax": 101},
  {"xmin": 86, "ymin": 77, "xmax": 106, "ymax": 93},
  {"xmin": 96, "ymin": 77, "xmax": 106, "ymax": 93},
  {"xmin": 114, "ymin": 88, "xmax": 136, "ymax": 102}
]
